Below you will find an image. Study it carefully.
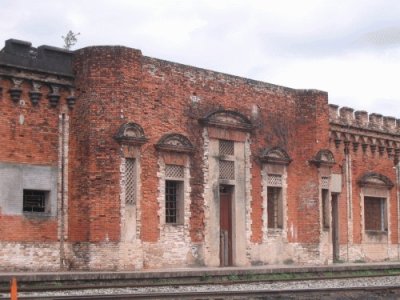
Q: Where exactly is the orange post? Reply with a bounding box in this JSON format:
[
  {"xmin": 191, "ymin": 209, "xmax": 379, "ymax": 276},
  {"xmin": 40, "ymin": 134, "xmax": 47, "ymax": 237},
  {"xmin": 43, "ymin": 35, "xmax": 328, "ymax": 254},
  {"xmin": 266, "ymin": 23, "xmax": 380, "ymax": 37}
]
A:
[{"xmin": 10, "ymin": 277, "xmax": 18, "ymax": 300}]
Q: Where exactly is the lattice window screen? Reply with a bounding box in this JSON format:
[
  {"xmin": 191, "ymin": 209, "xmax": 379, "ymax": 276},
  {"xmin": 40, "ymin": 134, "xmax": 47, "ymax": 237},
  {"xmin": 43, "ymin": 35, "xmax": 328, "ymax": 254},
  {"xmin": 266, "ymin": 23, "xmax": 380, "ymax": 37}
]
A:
[
  {"xmin": 125, "ymin": 158, "xmax": 136, "ymax": 204},
  {"xmin": 166, "ymin": 164, "xmax": 184, "ymax": 179},
  {"xmin": 321, "ymin": 176, "xmax": 330, "ymax": 189},
  {"xmin": 219, "ymin": 160, "xmax": 235, "ymax": 180},
  {"xmin": 267, "ymin": 174, "xmax": 282, "ymax": 187},
  {"xmin": 219, "ymin": 140, "xmax": 234, "ymax": 156}
]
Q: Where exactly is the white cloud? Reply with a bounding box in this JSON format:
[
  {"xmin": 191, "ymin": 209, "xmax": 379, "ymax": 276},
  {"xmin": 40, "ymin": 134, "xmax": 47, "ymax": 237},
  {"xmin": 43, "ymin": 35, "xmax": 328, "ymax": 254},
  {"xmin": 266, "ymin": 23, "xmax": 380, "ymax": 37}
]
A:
[{"xmin": 1, "ymin": 0, "xmax": 400, "ymax": 116}]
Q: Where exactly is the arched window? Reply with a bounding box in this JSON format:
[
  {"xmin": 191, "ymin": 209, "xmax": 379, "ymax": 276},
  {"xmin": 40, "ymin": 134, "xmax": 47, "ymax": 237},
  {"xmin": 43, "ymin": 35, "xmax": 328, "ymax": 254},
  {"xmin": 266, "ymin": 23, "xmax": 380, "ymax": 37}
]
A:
[
  {"xmin": 259, "ymin": 147, "xmax": 291, "ymax": 234},
  {"xmin": 155, "ymin": 133, "xmax": 193, "ymax": 225}
]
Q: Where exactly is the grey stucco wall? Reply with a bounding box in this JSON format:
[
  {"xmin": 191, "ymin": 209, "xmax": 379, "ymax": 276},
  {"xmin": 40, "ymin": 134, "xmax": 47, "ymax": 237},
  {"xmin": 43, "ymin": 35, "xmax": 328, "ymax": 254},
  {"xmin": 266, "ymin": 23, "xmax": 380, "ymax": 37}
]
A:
[{"xmin": 0, "ymin": 162, "xmax": 58, "ymax": 216}]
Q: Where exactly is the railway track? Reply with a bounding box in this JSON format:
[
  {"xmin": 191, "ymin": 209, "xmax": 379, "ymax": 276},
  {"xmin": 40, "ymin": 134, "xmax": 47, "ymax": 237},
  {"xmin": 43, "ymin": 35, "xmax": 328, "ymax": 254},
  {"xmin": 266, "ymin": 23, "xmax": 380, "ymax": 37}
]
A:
[
  {"xmin": 15, "ymin": 285, "xmax": 400, "ymax": 300},
  {"xmin": 3, "ymin": 266, "xmax": 400, "ymax": 299},
  {"xmin": 3, "ymin": 269, "xmax": 400, "ymax": 293}
]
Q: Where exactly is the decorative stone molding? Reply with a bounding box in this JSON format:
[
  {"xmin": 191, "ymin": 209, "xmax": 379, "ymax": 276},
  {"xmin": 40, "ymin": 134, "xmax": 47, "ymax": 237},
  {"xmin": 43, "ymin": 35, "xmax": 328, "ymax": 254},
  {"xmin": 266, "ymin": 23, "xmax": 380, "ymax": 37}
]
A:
[
  {"xmin": 309, "ymin": 149, "xmax": 335, "ymax": 167},
  {"xmin": 331, "ymin": 129, "xmax": 400, "ymax": 160},
  {"xmin": 48, "ymin": 85, "xmax": 60, "ymax": 107},
  {"xmin": 259, "ymin": 146, "xmax": 292, "ymax": 165},
  {"xmin": 66, "ymin": 88, "xmax": 76, "ymax": 109},
  {"xmin": 330, "ymin": 105, "xmax": 400, "ymax": 161},
  {"xmin": 358, "ymin": 172, "xmax": 394, "ymax": 189},
  {"xmin": 155, "ymin": 133, "xmax": 194, "ymax": 153},
  {"xmin": 199, "ymin": 109, "xmax": 253, "ymax": 131},
  {"xmin": 114, "ymin": 122, "xmax": 148, "ymax": 146},
  {"xmin": 29, "ymin": 82, "xmax": 42, "ymax": 105},
  {"xmin": 9, "ymin": 78, "xmax": 23, "ymax": 102}
]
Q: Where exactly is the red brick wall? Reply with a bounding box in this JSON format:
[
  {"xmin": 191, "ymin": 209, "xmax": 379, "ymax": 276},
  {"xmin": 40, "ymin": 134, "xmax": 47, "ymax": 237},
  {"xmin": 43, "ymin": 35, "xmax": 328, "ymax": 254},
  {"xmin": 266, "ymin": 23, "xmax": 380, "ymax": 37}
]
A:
[
  {"xmin": 329, "ymin": 132, "xmax": 398, "ymax": 245},
  {"xmin": 71, "ymin": 46, "xmax": 329, "ymax": 245},
  {"xmin": 351, "ymin": 150, "xmax": 397, "ymax": 243},
  {"xmin": 0, "ymin": 80, "xmax": 60, "ymax": 165},
  {"xmin": 0, "ymin": 78, "xmax": 64, "ymax": 241},
  {"xmin": 0, "ymin": 216, "xmax": 57, "ymax": 241}
]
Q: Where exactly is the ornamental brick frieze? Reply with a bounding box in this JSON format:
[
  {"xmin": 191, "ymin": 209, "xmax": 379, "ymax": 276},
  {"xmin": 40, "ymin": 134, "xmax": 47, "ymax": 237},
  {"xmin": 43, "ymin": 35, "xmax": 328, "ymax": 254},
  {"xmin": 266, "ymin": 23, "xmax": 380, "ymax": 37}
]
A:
[
  {"xmin": 0, "ymin": 76, "xmax": 76, "ymax": 108},
  {"xmin": 0, "ymin": 66, "xmax": 74, "ymax": 87},
  {"xmin": 8, "ymin": 78, "xmax": 23, "ymax": 102},
  {"xmin": 329, "ymin": 105, "xmax": 400, "ymax": 161},
  {"xmin": 29, "ymin": 82, "xmax": 42, "ymax": 105},
  {"xmin": 331, "ymin": 130, "xmax": 400, "ymax": 158}
]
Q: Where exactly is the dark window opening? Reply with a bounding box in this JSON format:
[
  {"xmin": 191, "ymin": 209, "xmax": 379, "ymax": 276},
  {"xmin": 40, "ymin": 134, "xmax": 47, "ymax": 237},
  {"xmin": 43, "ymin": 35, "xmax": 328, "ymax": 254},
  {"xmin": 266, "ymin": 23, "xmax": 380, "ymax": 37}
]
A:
[
  {"xmin": 267, "ymin": 187, "xmax": 283, "ymax": 229},
  {"xmin": 23, "ymin": 190, "xmax": 47, "ymax": 213},
  {"xmin": 364, "ymin": 197, "xmax": 387, "ymax": 232},
  {"xmin": 165, "ymin": 180, "xmax": 183, "ymax": 224},
  {"xmin": 322, "ymin": 189, "xmax": 330, "ymax": 229}
]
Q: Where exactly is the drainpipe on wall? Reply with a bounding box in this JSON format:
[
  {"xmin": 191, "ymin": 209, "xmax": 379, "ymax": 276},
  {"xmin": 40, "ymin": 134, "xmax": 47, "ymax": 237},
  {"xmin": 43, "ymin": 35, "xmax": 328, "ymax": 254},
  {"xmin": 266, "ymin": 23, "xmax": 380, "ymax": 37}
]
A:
[
  {"xmin": 344, "ymin": 140, "xmax": 351, "ymax": 262},
  {"xmin": 60, "ymin": 113, "xmax": 66, "ymax": 269},
  {"xmin": 395, "ymin": 151, "xmax": 400, "ymax": 261}
]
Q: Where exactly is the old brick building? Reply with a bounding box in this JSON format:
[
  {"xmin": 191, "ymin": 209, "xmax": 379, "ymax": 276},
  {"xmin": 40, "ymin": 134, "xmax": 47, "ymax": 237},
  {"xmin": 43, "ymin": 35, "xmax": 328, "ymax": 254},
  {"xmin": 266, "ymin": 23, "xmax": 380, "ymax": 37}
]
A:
[{"xmin": 0, "ymin": 39, "xmax": 399, "ymax": 271}]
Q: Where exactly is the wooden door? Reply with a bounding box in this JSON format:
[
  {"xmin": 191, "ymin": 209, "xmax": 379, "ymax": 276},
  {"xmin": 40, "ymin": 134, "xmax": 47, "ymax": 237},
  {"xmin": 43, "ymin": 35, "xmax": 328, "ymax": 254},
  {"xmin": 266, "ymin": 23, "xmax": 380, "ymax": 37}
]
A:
[
  {"xmin": 220, "ymin": 186, "xmax": 233, "ymax": 266},
  {"xmin": 331, "ymin": 193, "xmax": 339, "ymax": 261}
]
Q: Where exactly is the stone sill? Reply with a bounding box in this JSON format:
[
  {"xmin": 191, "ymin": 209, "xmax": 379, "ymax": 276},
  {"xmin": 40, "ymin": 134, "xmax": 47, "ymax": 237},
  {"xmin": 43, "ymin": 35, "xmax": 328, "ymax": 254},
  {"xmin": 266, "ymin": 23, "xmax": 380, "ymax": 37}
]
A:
[
  {"xmin": 267, "ymin": 228, "xmax": 284, "ymax": 237},
  {"xmin": 23, "ymin": 212, "xmax": 53, "ymax": 219}
]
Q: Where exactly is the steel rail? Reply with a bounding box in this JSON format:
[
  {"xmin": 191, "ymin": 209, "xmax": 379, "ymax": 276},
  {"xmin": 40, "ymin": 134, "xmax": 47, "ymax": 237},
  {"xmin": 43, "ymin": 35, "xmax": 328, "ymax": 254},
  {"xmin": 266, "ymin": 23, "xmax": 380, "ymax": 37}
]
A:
[
  {"xmin": 3, "ymin": 272, "xmax": 400, "ymax": 293},
  {"xmin": 16, "ymin": 285, "xmax": 400, "ymax": 300}
]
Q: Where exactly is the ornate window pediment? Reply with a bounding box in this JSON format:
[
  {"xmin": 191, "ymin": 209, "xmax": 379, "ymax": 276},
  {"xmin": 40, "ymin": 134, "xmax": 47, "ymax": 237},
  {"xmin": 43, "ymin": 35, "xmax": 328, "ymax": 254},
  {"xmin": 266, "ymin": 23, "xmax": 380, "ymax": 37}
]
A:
[
  {"xmin": 115, "ymin": 122, "xmax": 148, "ymax": 146},
  {"xmin": 155, "ymin": 133, "xmax": 194, "ymax": 153},
  {"xmin": 199, "ymin": 110, "xmax": 252, "ymax": 131},
  {"xmin": 358, "ymin": 172, "xmax": 394, "ymax": 189},
  {"xmin": 310, "ymin": 149, "xmax": 335, "ymax": 167},
  {"xmin": 259, "ymin": 147, "xmax": 292, "ymax": 165}
]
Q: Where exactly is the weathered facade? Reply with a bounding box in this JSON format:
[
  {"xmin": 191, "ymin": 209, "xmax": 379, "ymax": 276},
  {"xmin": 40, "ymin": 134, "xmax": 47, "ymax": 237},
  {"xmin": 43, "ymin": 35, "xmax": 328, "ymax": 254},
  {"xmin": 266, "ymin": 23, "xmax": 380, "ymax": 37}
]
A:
[{"xmin": 0, "ymin": 39, "xmax": 399, "ymax": 271}]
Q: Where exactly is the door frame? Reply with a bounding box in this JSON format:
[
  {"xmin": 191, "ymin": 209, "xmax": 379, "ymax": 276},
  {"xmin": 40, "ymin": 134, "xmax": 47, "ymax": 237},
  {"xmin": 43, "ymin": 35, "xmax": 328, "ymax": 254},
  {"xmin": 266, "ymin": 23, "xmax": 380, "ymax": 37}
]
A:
[
  {"xmin": 331, "ymin": 193, "xmax": 340, "ymax": 261},
  {"xmin": 219, "ymin": 185, "xmax": 233, "ymax": 266}
]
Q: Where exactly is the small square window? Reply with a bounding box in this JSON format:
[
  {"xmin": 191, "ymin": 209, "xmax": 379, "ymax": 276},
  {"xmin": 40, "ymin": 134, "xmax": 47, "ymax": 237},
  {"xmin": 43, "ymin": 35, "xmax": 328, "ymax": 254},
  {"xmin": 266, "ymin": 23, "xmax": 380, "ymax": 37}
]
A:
[{"xmin": 23, "ymin": 190, "xmax": 49, "ymax": 213}]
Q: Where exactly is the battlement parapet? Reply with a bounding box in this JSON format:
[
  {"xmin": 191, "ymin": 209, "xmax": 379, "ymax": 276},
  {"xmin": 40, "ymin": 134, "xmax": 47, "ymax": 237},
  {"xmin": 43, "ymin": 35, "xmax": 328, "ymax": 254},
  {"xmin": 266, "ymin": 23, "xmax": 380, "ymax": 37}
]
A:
[{"xmin": 329, "ymin": 104, "xmax": 400, "ymax": 135}]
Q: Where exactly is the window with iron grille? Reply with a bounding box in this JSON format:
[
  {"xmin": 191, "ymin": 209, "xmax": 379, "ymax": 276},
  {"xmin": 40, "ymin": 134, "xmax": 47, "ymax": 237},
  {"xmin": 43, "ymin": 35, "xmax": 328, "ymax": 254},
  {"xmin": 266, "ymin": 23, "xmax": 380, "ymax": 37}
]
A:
[
  {"xmin": 267, "ymin": 174, "xmax": 282, "ymax": 187},
  {"xmin": 165, "ymin": 164, "xmax": 184, "ymax": 179},
  {"xmin": 165, "ymin": 180, "xmax": 183, "ymax": 224},
  {"xmin": 267, "ymin": 187, "xmax": 283, "ymax": 229},
  {"xmin": 219, "ymin": 160, "xmax": 235, "ymax": 180},
  {"xmin": 219, "ymin": 140, "xmax": 234, "ymax": 156},
  {"xmin": 322, "ymin": 189, "xmax": 330, "ymax": 229},
  {"xmin": 125, "ymin": 158, "xmax": 136, "ymax": 205},
  {"xmin": 321, "ymin": 176, "xmax": 330, "ymax": 189},
  {"xmin": 23, "ymin": 190, "xmax": 48, "ymax": 213},
  {"xmin": 364, "ymin": 197, "xmax": 387, "ymax": 231}
]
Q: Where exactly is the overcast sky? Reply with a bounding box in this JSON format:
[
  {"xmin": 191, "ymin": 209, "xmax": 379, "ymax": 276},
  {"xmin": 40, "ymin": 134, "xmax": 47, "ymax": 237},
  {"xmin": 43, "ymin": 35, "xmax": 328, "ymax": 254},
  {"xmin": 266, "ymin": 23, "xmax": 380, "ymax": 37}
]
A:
[{"xmin": 1, "ymin": 0, "xmax": 400, "ymax": 117}]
